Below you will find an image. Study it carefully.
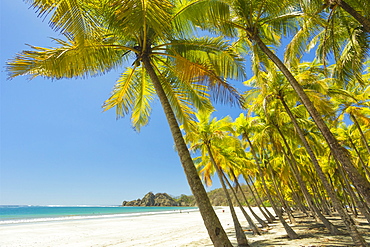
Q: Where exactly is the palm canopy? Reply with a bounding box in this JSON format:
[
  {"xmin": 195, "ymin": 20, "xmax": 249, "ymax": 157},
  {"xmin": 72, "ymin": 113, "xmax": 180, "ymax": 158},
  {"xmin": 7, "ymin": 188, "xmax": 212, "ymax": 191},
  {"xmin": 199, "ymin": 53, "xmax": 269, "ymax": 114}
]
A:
[
  {"xmin": 183, "ymin": 0, "xmax": 301, "ymax": 72},
  {"xmin": 243, "ymin": 62, "xmax": 337, "ymax": 122},
  {"xmin": 296, "ymin": 0, "xmax": 369, "ymax": 84},
  {"xmin": 183, "ymin": 110, "xmax": 243, "ymax": 183},
  {"xmin": 7, "ymin": 0, "xmax": 246, "ymax": 131}
]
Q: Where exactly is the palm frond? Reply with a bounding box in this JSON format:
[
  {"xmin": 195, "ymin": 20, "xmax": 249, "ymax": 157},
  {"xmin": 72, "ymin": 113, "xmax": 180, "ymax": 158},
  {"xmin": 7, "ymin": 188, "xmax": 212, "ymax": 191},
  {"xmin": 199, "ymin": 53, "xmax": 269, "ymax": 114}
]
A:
[
  {"xmin": 172, "ymin": 0, "xmax": 235, "ymax": 37},
  {"xmin": 154, "ymin": 64, "xmax": 206, "ymax": 130},
  {"xmin": 131, "ymin": 67, "xmax": 156, "ymax": 131},
  {"xmin": 26, "ymin": 0, "xmax": 107, "ymax": 42},
  {"xmin": 107, "ymin": 0, "xmax": 173, "ymax": 43},
  {"xmin": 103, "ymin": 67, "xmax": 139, "ymax": 119},
  {"xmin": 7, "ymin": 37, "xmax": 127, "ymax": 79},
  {"xmin": 162, "ymin": 36, "xmax": 245, "ymax": 105}
]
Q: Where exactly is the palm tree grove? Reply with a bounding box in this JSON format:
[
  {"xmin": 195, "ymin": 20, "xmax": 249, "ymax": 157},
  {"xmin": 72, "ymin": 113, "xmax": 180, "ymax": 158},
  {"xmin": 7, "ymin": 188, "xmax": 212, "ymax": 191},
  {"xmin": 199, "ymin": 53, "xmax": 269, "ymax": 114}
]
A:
[{"xmin": 6, "ymin": 0, "xmax": 369, "ymax": 246}]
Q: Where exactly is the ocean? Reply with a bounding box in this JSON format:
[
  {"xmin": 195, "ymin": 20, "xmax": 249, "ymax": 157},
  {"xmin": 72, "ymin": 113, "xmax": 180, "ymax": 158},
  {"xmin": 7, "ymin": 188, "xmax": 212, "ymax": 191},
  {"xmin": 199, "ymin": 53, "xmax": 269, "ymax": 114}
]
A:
[{"xmin": 0, "ymin": 205, "xmax": 198, "ymax": 224}]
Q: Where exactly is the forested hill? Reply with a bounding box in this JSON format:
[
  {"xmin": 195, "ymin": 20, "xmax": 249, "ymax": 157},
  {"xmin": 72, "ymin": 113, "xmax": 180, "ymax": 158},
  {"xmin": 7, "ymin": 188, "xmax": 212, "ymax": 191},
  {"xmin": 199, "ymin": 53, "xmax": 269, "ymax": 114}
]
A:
[{"xmin": 122, "ymin": 185, "xmax": 256, "ymax": 207}]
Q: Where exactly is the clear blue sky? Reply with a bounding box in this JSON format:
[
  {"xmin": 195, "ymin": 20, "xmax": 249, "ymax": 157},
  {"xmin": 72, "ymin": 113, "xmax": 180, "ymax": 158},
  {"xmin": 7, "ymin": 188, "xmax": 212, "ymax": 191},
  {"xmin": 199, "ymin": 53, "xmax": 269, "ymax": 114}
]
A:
[{"xmin": 0, "ymin": 1, "xmax": 245, "ymax": 205}]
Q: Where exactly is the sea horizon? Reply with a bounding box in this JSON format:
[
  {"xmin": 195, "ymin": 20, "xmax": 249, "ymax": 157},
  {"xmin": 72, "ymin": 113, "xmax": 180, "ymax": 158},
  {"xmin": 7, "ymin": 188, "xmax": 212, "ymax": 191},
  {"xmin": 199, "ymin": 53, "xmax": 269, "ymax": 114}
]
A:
[{"xmin": 0, "ymin": 205, "xmax": 198, "ymax": 225}]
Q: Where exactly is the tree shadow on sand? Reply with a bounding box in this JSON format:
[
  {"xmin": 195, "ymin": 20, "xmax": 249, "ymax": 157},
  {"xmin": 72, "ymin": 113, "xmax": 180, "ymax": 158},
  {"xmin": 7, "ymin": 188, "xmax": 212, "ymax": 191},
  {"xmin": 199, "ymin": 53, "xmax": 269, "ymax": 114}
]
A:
[{"xmin": 237, "ymin": 213, "xmax": 370, "ymax": 247}]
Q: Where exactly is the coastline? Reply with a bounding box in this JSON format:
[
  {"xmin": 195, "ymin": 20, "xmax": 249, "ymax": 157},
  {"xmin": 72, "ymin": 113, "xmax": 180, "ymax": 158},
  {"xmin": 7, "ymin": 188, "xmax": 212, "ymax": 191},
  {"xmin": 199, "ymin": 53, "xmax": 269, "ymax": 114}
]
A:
[
  {"xmin": 1, "ymin": 206, "xmax": 369, "ymax": 246},
  {"xmin": 0, "ymin": 205, "xmax": 197, "ymax": 225}
]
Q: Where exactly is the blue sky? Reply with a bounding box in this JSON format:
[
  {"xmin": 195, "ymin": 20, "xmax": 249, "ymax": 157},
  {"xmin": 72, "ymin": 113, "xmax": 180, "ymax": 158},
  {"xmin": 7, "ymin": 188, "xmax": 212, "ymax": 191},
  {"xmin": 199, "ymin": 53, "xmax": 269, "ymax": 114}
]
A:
[{"xmin": 0, "ymin": 1, "xmax": 246, "ymax": 205}]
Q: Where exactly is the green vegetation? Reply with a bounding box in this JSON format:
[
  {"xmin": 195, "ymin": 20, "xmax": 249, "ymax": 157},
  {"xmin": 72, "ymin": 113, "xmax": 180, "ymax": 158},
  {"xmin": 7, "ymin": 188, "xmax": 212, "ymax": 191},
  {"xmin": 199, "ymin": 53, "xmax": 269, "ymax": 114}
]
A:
[
  {"xmin": 6, "ymin": 0, "xmax": 369, "ymax": 246},
  {"xmin": 174, "ymin": 185, "xmax": 256, "ymax": 207}
]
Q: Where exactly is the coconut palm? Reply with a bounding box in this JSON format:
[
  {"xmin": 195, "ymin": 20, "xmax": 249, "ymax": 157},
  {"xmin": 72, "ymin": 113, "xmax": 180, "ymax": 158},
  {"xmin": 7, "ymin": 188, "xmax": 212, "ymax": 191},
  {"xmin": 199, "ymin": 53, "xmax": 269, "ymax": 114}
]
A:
[
  {"xmin": 184, "ymin": 110, "xmax": 250, "ymax": 246},
  {"xmin": 243, "ymin": 64, "xmax": 370, "ymax": 241},
  {"xmin": 186, "ymin": 0, "xmax": 370, "ymax": 215},
  {"xmin": 244, "ymin": 175, "xmax": 275, "ymax": 223},
  {"xmin": 234, "ymin": 114, "xmax": 299, "ymax": 239},
  {"xmin": 6, "ymin": 1, "xmax": 247, "ymax": 245},
  {"xmin": 196, "ymin": 133, "xmax": 269, "ymax": 229},
  {"xmin": 228, "ymin": 169, "xmax": 270, "ymax": 228},
  {"xmin": 286, "ymin": 1, "xmax": 369, "ymax": 84}
]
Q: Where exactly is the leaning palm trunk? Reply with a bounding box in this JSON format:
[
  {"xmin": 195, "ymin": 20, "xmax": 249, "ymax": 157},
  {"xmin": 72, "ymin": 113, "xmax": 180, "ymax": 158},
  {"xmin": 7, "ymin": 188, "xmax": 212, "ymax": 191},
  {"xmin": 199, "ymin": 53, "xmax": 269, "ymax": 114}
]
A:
[
  {"xmin": 142, "ymin": 56, "xmax": 232, "ymax": 246},
  {"xmin": 222, "ymin": 170, "xmax": 262, "ymax": 234},
  {"xmin": 217, "ymin": 171, "xmax": 250, "ymax": 246},
  {"xmin": 338, "ymin": 165, "xmax": 359, "ymax": 216},
  {"xmin": 231, "ymin": 171, "xmax": 269, "ymax": 228},
  {"xmin": 245, "ymin": 177, "xmax": 274, "ymax": 223},
  {"xmin": 273, "ymin": 121, "xmax": 341, "ymax": 235},
  {"xmin": 348, "ymin": 136, "xmax": 369, "ymax": 178},
  {"xmin": 265, "ymin": 158, "xmax": 296, "ymax": 225},
  {"xmin": 339, "ymin": 164, "xmax": 370, "ymax": 224},
  {"xmin": 279, "ymin": 97, "xmax": 368, "ymax": 245},
  {"xmin": 206, "ymin": 145, "xmax": 249, "ymax": 247},
  {"xmin": 288, "ymin": 181, "xmax": 310, "ymax": 217},
  {"xmin": 306, "ymin": 165, "xmax": 334, "ymax": 216},
  {"xmin": 246, "ymin": 175, "xmax": 275, "ymax": 222},
  {"xmin": 244, "ymin": 135, "xmax": 298, "ymax": 238},
  {"xmin": 257, "ymin": 167, "xmax": 299, "ymax": 239},
  {"xmin": 252, "ymin": 34, "xmax": 370, "ymax": 209}
]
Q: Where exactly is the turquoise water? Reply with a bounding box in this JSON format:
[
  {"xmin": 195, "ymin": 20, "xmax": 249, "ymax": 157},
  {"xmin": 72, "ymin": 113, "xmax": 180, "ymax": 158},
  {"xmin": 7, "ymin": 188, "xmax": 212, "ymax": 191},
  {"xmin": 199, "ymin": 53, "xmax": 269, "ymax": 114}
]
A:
[{"xmin": 0, "ymin": 205, "xmax": 198, "ymax": 224}]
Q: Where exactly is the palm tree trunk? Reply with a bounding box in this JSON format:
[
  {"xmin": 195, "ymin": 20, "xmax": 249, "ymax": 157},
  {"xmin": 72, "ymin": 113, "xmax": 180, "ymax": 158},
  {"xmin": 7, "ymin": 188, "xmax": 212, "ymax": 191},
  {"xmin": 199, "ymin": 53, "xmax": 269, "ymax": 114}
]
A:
[
  {"xmin": 279, "ymin": 97, "xmax": 369, "ymax": 244},
  {"xmin": 252, "ymin": 34, "xmax": 370, "ymax": 208},
  {"xmin": 244, "ymin": 135, "xmax": 299, "ymax": 238},
  {"xmin": 231, "ymin": 170, "xmax": 269, "ymax": 228},
  {"xmin": 357, "ymin": 194, "xmax": 370, "ymax": 224},
  {"xmin": 244, "ymin": 137, "xmax": 277, "ymax": 222},
  {"xmin": 258, "ymin": 167, "xmax": 299, "ymax": 239},
  {"xmin": 306, "ymin": 164, "xmax": 333, "ymax": 216},
  {"xmin": 288, "ymin": 181, "xmax": 310, "ymax": 217},
  {"xmin": 309, "ymin": 176, "xmax": 332, "ymax": 216},
  {"xmin": 244, "ymin": 176, "xmax": 274, "ymax": 223},
  {"xmin": 339, "ymin": 165, "xmax": 359, "ymax": 217},
  {"xmin": 274, "ymin": 122, "xmax": 341, "ymax": 234},
  {"xmin": 142, "ymin": 56, "xmax": 232, "ymax": 247},
  {"xmin": 206, "ymin": 144, "xmax": 250, "ymax": 247},
  {"xmin": 251, "ymin": 150, "xmax": 298, "ymax": 238},
  {"xmin": 348, "ymin": 136, "xmax": 368, "ymax": 175},
  {"xmin": 339, "ymin": 164, "xmax": 370, "ymax": 223},
  {"xmin": 221, "ymin": 170, "xmax": 261, "ymax": 235},
  {"xmin": 265, "ymin": 158, "xmax": 297, "ymax": 225}
]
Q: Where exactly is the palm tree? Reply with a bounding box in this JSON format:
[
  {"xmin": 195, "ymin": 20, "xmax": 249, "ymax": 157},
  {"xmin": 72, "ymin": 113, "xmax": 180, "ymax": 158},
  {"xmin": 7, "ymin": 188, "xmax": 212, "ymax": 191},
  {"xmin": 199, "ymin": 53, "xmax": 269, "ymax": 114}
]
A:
[
  {"xmin": 229, "ymin": 169, "xmax": 269, "ymax": 228},
  {"xmin": 244, "ymin": 175, "xmax": 275, "ymax": 223},
  {"xmin": 286, "ymin": 1, "xmax": 369, "ymax": 84},
  {"xmin": 234, "ymin": 114, "xmax": 299, "ymax": 239},
  {"xmin": 244, "ymin": 64, "xmax": 369, "ymax": 242},
  {"xmin": 187, "ymin": 0, "xmax": 370, "ymax": 212},
  {"xmin": 184, "ymin": 110, "xmax": 250, "ymax": 246},
  {"xmin": 6, "ymin": 1, "xmax": 246, "ymax": 245}
]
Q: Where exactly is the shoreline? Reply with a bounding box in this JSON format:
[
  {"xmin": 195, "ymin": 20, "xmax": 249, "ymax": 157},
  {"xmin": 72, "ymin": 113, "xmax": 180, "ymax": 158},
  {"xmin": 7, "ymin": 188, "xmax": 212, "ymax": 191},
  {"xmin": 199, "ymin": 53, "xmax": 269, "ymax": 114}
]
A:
[
  {"xmin": 1, "ymin": 206, "xmax": 369, "ymax": 246},
  {"xmin": 0, "ymin": 206, "xmax": 198, "ymax": 225}
]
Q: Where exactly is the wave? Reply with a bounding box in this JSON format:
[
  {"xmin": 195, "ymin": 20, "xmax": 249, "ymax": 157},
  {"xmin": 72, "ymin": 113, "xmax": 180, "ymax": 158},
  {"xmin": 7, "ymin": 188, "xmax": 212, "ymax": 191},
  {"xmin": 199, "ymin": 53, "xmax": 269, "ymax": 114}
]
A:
[{"xmin": 0, "ymin": 207, "xmax": 199, "ymax": 225}]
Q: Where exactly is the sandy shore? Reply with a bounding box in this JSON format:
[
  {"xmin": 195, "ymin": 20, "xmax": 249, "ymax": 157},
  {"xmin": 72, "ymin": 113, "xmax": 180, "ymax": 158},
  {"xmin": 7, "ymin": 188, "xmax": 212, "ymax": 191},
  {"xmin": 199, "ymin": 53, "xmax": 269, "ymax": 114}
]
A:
[{"xmin": 1, "ymin": 207, "xmax": 369, "ymax": 246}]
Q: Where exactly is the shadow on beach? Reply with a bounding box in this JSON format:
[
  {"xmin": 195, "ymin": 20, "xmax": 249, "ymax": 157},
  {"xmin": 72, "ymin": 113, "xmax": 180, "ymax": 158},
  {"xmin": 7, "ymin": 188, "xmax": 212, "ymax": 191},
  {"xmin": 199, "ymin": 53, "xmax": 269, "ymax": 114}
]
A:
[{"xmin": 236, "ymin": 212, "xmax": 370, "ymax": 247}]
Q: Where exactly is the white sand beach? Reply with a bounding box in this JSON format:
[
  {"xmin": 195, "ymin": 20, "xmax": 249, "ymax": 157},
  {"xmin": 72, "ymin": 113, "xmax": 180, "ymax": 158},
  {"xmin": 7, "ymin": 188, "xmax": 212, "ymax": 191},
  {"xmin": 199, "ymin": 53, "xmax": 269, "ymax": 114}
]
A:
[{"xmin": 1, "ymin": 207, "xmax": 369, "ymax": 246}]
